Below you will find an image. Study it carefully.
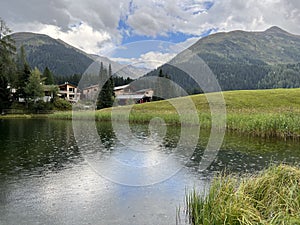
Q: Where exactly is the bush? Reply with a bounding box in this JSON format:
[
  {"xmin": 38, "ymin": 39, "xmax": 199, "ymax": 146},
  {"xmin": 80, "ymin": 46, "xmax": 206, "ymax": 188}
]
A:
[
  {"xmin": 11, "ymin": 102, "xmax": 26, "ymax": 110},
  {"xmin": 53, "ymin": 98, "xmax": 72, "ymax": 111},
  {"xmin": 30, "ymin": 100, "xmax": 53, "ymax": 112}
]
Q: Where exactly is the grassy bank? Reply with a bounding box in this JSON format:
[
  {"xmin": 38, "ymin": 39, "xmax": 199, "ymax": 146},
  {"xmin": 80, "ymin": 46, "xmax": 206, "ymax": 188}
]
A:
[
  {"xmin": 48, "ymin": 88, "xmax": 300, "ymax": 139},
  {"xmin": 185, "ymin": 164, "xmax": 300, "ymax": 225},
  {"xmin": 0, "ymin": 114, "xmax": 49, "ymax": 119}
]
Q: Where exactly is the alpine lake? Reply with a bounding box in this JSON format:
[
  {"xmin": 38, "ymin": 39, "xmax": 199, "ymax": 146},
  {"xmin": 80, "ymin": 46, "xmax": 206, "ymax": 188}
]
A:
[{"xmin": 0, "ymin": 119, "xmax": 299, "ymax": 225}]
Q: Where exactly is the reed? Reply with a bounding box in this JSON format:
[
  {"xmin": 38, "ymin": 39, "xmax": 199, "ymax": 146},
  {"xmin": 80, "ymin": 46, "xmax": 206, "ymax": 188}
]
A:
[{"xmin": 186, "ymin": 164, "xmax": 300, "ymax": 225}]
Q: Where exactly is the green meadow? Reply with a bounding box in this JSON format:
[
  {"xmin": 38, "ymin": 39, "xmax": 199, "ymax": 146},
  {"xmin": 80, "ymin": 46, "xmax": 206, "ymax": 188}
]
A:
[{"xmin": 47, "ymin": 88, "xmax": 300, "ymax": 140}]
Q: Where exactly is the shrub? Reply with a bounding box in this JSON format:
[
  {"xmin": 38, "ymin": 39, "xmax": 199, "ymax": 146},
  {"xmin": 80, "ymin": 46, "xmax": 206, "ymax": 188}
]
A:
[
  {"xmin": 53, "ymin": 98, "xmax": 72, "ymax": 111},
  {"xmin": 186, "ymin": 164, "xmax": 300, "ymax": 225}
]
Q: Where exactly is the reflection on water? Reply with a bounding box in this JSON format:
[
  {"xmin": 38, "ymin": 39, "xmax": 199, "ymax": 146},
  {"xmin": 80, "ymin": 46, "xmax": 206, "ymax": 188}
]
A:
[
  {"xmin": 0, "ymin": 119, "xmax": 82, "ymax": 178},
  {"xmin": 0, "ymin": 119, "xmax": 299, "ymax": 225}
]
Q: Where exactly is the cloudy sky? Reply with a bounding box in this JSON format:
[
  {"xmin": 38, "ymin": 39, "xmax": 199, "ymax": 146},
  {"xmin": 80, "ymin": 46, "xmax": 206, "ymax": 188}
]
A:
[{"xmin": 1, "ymin": 0, "xmax": 300, "ymax": 68}]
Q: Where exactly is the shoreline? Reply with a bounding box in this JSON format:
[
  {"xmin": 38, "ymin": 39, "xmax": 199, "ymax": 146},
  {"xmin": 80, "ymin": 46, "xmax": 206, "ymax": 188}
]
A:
[{"xmin": 2, "ymin": 88, "xmax": 300, "ymax": 140}]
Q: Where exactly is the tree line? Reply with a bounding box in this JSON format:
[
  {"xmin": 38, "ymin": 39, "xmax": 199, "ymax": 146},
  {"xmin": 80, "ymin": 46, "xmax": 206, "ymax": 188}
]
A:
[
  {"xmin": 0, "ymin": 19, "xmax": 63, "ymax": 112},
  {"xmin": 145, "ymin": 54, "xmax": 300, "ymax": 94},
  {"xmin": 0, "ymin": 18, "xmax": 134, "ymax": 112}
]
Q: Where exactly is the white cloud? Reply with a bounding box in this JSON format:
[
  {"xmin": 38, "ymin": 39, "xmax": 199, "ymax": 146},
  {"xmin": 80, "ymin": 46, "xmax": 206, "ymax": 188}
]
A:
[
  {"xmin": 1, "ymin": 0, "xmax": 300, "ymax": 57},
  {"xmin": 126, "ymin": 0, "xmax": 300, "ymax": 36},
  {"xmin": 139, "ymin": 51, "xmax": 177, "ymax": 68},
  {"xmin": 199, "ymin": 0, "xmax": 300, "ymax": 33},
  {"xmin": 111, "ymin": 51, "xmax": 176, "ymax": 69},
  {"xmin": 109, "ymin": 39, "xmax": 198, "ymax": 70},
  {"xmin": 2, "ymin": 0, "xmax": 130, "ymax": 53},
  {"xmin": 38, "ymin": 23, "xmax": 111, "ymax": 54},
  {"xmin": 126, "ymin": 0, "xmax": 211, "ymax": 36}
]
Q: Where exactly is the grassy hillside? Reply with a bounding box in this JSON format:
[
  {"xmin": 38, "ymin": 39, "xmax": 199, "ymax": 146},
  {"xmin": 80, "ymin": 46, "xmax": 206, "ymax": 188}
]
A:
[
  {"xmin": 191, "ymin": 26, "xmax": 300, "ymax": 65},
  {"xmin": 50, "ymin": 88, "xmax": 300, "ymax": 139},
  {"xmin": 144, "ymin": 26, "xmax": 300, "ymax": 92}
]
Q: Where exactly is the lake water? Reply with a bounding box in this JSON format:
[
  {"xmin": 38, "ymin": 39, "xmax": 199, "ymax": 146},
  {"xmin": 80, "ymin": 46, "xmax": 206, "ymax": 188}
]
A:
[{"xmin": 0, "ymin": 119, "xmax": 299, "ymax": 225}]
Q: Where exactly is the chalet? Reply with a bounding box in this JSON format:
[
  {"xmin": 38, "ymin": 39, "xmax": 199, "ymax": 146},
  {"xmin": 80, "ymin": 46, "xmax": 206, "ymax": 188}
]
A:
[
  {"xmin": 115, "ymin": 87, "xmax": 154, "ymax": 105},
  {"xmin": 82, "ymin": 84, "xmax": 133, "ymax": 101},
  {"xmin": 81, "ymin": 83, "xmax": 153, "ymax": 105},
  {"xmin": 135, "ymin": 89, "xmax": 154, "ymax": 98},
  {"xmin": 114, "ymin": 84, "xmax": 133, "ymax": 96},
  {"xmin": 43, "ymin": 85, "xmax": 57, "ymax": 102},
  {"xmin": 58, "ymin": 82, "xmax": 80, "ymax": 103},
  {"xmin": 82, "ymin": 84, "xmax": 99, "ymax": 100}
]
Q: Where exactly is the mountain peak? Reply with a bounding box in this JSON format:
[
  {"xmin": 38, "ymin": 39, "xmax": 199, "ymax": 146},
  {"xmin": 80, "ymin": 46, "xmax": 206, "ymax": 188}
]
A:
[{"xmin": 265, "ymin": 26, "xmax": 288, "ymax": 34}]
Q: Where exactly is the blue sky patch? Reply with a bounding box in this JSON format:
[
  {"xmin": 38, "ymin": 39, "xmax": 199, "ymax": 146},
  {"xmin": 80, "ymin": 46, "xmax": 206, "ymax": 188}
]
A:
[{"xmin": 120, "ymin": 31, "xmax": 200, "ymax": 45}]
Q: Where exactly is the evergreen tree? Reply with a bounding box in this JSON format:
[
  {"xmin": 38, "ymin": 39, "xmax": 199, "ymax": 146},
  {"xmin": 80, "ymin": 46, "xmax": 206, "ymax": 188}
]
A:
[
  {"xmin": 16, "ymin": 62, "xmax": 31, "ymax": 102},
  {"xmin": 109, "ymin": 63, "xmax": 112, "ymax": 78},
  {"xmin": 24, "ymin": 67, "xmax": 44, "ymax": 102},
  {"xmin": 54, "ymin": 73, "xmax": 82, "ymax": 86},
  {"xmin": 0, "ymin": 18, "xmax": 16, "ymax": 80},
  {"xmin": 0, "ymin": 18, "xmax": 16, "ymax": 109},
  {"xmin": 113, "ymin": 76, "xmax": 134, "ymax": 86},
  {"xmin": 153, "ymin": 68, "xmax": 165, "ymax": 101},
  {"xmin": 16, "ymin": 45, "xmax": 27, "ymax": 70},
  {"xmin": 159, "ymin": 68, "xmax": 164, "ymax": 77},
  {"xmin": 14, "ymin": 44, "xmax": 32, "ymax": 104},
  {"xmin": 43, "ymin": 67, "xmax": 54, "ymax": 85},
  {"xmin": 97, "ymin": 63, "xmax": 115, "ymax": 109},
  {"xmin": 0, "ymin": 74, "xmax": 10, "ymax": 111}
]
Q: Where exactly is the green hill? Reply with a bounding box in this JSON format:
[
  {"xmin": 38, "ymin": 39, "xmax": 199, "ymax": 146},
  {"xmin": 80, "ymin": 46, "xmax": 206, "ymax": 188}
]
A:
[
  {"xmin": 191, "ymin": 26, "xmax": 300, "ymax": 64},
  {"xmin": 144, "ymin": 26, "xmax": 300, "ymax": 93},
  {"xmin": 11, "ymin": 32, "xmax": 149, "ymax": 81},
  {"xmin": 11, "ymin": 32, "xmax": 94, "ymax": 77}
]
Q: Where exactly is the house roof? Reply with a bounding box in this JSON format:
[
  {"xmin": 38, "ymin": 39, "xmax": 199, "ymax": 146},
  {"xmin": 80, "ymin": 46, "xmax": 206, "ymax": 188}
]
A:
[
  {"xmin": 116, "ymin": 94, "xmax": 144, "ymax": 100},
  {"xmin": 135, "ymin": 88, "xmax": 153, "ymax": 93},
  {"xmin": 114, "ymin": 84, "xmax": 130, "ymax": 91},
  {"xmin": 59, "ymin": 82, "xmax": 77, "ymax": 88},
  {"xmin": 82, "ymin": 84, "xmax": 99, "ymax": 90}
]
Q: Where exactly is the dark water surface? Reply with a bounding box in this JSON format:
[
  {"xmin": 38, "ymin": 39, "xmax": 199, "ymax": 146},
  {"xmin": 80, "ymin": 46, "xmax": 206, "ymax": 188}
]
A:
[{"xmin": 0, "ymin": 119, "xmax": 299, "ymax": 225}]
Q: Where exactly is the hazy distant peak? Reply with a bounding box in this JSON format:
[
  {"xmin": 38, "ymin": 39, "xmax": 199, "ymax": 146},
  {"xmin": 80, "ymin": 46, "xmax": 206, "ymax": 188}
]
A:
[{"xmin": 265, "ymin": 26, "xmax": 288, "ymax": 34}]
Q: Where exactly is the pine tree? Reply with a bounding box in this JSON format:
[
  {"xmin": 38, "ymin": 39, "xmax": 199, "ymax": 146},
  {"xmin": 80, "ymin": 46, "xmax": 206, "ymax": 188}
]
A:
[
  {"xmin": 0, "ymin": 74, "xmax": 10, "ymax": 111},
  {"xmin": 0, "ymin": 18, "xmax": 16, "ymax": 109},
  {"xmin": 24, "ymin": 67, "xmax": 44, "ymax": 102},
  {"xmin": 16, "ymin": 45, "xmax": 27, "ymax": 70},
  {"xmin": 159, "ymin": 68, "xmax": 164, "ymax": 77},
  {"xmin": 97, "ymin": 63, "xmax": 115, "ymax": 109},
  {"xmin": 13, "ymin": 44, "xmax": 31, "ymax": 104},
  {"xmin": 109, "ymin": 63, "xmax": 112, "ymax": 77},
  {"xmin": 0, "ymin": 18, "xmax": 16, "ymax": 80},
  {"xmin": 43, "ymin": 67, "xmax": 54, "ymax": 85},
  {"xmin": 16, "ymin": 62, "xmax": 31, "ymax": 102},
  {"xmin": 153, "ymin": 68, "xmax": 165, "ymax": 101}
]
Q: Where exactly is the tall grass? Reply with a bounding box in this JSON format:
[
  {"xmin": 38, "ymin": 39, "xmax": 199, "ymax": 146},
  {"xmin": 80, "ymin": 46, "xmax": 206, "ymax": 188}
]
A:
[
  {"xmin": 226, "ymin": 112, "xmax": 300, "ymax": 140},
  {"xmin": 48, "ymin": 88, "xmax": 300, "ymax": 139},
  {"xmin": 186, "ymin": 164, "xmax": 300, "ymax": 225}
]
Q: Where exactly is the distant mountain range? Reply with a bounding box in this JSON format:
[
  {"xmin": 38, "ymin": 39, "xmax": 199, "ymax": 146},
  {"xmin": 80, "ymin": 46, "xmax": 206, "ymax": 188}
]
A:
[
  {"xmin": 190, "ymin": 26, "xmax": 300, "ymax": 64},
  {"xmin": 11, "ymin": 26, "xmax": 300, "ymax": 92},
  {"xmin": 11, "ymin": 32, "xmax": 148, "ymax": 80},
  {"xmin": 145, "ymin": 26, "xmax": 300, "ymax": 93}
]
